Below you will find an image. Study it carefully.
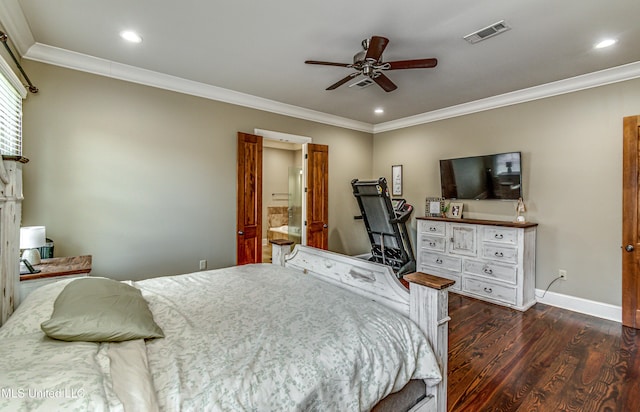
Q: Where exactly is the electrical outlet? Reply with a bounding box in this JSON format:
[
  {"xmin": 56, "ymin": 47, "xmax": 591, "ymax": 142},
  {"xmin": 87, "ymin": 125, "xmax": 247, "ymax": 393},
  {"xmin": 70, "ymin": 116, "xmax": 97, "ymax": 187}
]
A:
[
  {"xmin": 559, "ymin": 269, "xmax": 567, "ymax": 280},
  {"xmin": 199, "ymin": 260, "xmax": 207, "ymax": 270}
]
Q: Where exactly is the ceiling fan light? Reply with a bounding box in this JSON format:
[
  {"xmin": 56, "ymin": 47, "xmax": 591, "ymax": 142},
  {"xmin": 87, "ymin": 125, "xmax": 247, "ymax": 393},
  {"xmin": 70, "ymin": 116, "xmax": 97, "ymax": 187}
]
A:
[{"xmin": 307, "ymin": 35, "xmax": 434, "ymax": 92}]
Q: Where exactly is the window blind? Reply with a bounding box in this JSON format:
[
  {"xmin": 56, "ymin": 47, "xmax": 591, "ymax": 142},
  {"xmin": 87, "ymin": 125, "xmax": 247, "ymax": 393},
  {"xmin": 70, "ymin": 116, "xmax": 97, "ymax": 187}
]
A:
[{"xmin": 0, "ymin": 70, "xmax": 21, "ymax": 155}]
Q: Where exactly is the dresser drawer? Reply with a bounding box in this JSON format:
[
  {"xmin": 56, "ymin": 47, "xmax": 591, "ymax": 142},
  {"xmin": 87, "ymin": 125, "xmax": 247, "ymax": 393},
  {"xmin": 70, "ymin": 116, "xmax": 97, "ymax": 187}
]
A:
[
  {"xmin": 464, "ymin": 277, "xmax": 517, "ymax": 305},
  {"xmin": 464, "ymin": 260, "xmax": 517, "ymax": 284},
  {"xmin": 419, "ymin": 234, "xmax": 446, "ymax": 252},
  {"xmin": 483, "ymin": 227, "xmax": 517, "ymax": 245},
  {"xmin": 482, "ymin": 244, "xmax": 518, "ymax": 264},
  {"xmin": 420, "ymin": 251, "xmax": 462, "ymax": 272},
  {"xmin": 419, "ymin": 220, "xmax": 446, "ymax": 236}
]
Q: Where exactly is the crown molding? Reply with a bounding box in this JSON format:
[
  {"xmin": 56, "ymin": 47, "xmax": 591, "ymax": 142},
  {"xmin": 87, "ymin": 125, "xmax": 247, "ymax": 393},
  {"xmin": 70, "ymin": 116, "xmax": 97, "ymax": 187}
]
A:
[
  {"xmin": 0, "ymin": 0, "xmax": 34, "ymax": 56},
  {"xmin": 27, "ymin": 40, "xmax": 640, "ymax": 135},
  {"xmin": 24, "ymin": 43, "xmax": 375, "ymax": 133},
  {"xmin": 3, "ymin": 0, "xmax": 640, "ymax": 134},
  {"xmin": 374, "ymin": 61, "xmax": 640, "ymax": 133}
]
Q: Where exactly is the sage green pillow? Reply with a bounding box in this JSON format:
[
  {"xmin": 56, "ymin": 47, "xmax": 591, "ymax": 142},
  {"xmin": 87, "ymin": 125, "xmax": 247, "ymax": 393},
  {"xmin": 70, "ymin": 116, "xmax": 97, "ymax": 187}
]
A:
[{"xmin": 41, "ymin": 277, "xmax": 164, "ymax": 342}]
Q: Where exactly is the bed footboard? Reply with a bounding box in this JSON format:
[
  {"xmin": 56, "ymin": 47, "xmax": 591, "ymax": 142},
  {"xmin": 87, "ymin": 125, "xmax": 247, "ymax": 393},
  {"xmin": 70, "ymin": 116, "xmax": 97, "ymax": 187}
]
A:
[
  {"xmin": 281, "ymin": 245, "xmax": 454, "ymax": 412},
  {"xmin": 404, "ymin": 272, "xmax": 455, "ymax": 412}
]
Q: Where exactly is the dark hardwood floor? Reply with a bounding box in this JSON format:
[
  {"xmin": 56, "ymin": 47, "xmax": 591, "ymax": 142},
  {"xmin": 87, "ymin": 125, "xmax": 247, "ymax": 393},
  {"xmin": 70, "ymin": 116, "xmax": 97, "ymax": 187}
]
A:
[{"xmin": 448, "ymin": 294, "xmax": 640, "ymax": 412}]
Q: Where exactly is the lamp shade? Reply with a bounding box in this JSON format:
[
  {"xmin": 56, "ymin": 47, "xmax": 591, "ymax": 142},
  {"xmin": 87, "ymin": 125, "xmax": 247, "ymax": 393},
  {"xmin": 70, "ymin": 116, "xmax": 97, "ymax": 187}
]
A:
[{"xmin": 20, "ymin": 226, "xmax": 46, "ymax": 249}]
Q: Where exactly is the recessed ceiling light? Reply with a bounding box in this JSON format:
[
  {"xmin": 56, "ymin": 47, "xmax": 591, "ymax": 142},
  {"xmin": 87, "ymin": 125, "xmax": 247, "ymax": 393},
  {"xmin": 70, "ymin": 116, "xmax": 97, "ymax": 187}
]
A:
[
  {"xmin": 594, "ymin": 38, "xmax": 617, "ymax": 49},
  {"xmin": 120, "ymin": 30, "xmax": 143, "ymax": 43},
  {"xmin": 374, "ymin": 108, "xmax": 384, "ymax": 114}
]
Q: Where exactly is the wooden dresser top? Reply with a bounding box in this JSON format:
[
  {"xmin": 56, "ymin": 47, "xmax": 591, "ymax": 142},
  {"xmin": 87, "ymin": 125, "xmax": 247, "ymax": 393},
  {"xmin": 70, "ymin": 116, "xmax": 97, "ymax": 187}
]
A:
[{"xmin": 417, "ymin": 216, "xmax": 538, "ymax": 228}]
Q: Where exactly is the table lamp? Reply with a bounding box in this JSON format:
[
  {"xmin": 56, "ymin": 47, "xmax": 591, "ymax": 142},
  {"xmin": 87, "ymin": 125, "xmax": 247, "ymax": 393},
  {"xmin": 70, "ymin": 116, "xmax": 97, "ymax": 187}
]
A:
[
  {"xmin": 515, "ymin": 198, "xmax": 527, "ymax": 223},
  {"xmin": 20, "ymin": 226, "xmax": 46, "ymax": 265}
]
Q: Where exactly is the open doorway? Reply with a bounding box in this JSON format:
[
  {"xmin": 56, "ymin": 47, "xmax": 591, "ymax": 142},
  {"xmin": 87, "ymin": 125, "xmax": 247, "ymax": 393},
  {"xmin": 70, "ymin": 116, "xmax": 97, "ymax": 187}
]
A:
[
  {"xmin": 256, "ymin": 129, "xmax": 310, "ymax": 263},
  {"xmin": 236, "ymin": 130, "xmax": 327, "ymax": 265},
  {"xmin": 262, "ymin": 140, "xmax": 303, "ymax": 262}
]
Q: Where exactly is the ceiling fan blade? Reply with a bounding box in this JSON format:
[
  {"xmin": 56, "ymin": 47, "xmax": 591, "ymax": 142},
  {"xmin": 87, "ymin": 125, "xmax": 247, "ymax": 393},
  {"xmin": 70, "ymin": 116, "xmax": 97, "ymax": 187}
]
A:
[
  {"xmin": 386, "ymin": 58, "xmax": 438, "ymax": 70},
  {"xmin": 305, "ymin": 60, "xmax": 351, "ymax": 67},
  {"xmin": 326, "ymin": 73, "xmax": 358, "ymax": 90},
  {"xmin": 373, "ymin": 73, "xmax": 397, "ymax": 92},
  {"xmin": 365, "ymin": 36, "xmax": 389, "ymax": 61}
]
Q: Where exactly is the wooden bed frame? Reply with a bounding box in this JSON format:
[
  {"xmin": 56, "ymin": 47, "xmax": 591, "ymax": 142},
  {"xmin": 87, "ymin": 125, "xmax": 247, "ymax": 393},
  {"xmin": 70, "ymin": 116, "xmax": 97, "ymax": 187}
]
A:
[{"xmin": 276, "ymin": 245, "xmax": 454, "ymax": 412}]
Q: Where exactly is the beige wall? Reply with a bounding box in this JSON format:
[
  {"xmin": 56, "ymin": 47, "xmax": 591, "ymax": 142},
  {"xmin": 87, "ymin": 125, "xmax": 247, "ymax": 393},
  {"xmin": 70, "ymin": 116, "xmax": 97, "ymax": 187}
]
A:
[
  {"xmin": 20, "ymin": 58, "xmax": 639, "ymax": 306},
  {"xmin": 374, "ymin": 78, "xmax": 640, "ymax": 306},
  {"xmin": 21, "ymin": 61, "xmax": 373, "ymax": 280}
]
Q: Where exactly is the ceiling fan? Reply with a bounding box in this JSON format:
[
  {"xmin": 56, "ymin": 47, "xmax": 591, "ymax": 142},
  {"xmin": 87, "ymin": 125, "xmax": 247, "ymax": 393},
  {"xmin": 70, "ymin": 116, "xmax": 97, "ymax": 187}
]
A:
[{"xmin": 305, "ymin": 36, "xmax": 437, "ymax": 92}]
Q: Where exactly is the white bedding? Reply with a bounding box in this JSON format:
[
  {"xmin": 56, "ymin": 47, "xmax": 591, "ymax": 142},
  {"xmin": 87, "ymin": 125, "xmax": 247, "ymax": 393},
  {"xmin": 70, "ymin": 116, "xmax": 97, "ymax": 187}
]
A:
[
  {"xmin": 0, "ymin": 279, "xmax": 124, "ymax": 412},
  {"xmin": 0, "ymin": 263, "xmax": 441, "ymax": 411}
]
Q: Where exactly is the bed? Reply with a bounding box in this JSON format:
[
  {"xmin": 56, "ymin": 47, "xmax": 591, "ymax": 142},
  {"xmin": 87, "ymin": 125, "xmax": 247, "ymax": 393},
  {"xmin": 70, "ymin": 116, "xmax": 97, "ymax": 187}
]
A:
[{"xmin": 0, "ymin": 246, "xmax": 453, "ymax": 411}]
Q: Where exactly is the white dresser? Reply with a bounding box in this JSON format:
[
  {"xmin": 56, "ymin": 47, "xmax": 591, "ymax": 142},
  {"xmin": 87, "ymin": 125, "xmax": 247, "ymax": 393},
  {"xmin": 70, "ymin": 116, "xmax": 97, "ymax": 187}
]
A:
[{"xmin": 416, "ymin": 217, "xmax": 537, "ymax": 311}]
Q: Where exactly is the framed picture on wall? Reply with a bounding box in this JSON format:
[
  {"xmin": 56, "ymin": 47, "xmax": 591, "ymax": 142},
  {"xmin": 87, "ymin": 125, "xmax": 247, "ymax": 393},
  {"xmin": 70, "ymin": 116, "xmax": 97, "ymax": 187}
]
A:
[{"xmin": 391, "ymin": 165, "xmax": 403, "ymax": 196}]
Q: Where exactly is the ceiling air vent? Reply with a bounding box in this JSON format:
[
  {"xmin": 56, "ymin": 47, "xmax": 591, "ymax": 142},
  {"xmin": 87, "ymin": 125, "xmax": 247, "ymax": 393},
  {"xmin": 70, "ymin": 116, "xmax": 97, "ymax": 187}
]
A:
[
  {"xmin": 348, "ymin": 77, "xmax": 375, "ymax": 89},
  {"xmin": 464, "ymin": 20, "xmax": 511, "ymax": 44}
]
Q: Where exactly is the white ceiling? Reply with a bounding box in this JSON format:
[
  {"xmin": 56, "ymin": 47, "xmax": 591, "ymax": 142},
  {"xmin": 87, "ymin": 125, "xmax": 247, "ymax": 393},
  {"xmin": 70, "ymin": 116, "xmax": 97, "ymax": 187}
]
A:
[{"xmin": 2, "ymin": 0, "xmax": 640, "ymax": 130}]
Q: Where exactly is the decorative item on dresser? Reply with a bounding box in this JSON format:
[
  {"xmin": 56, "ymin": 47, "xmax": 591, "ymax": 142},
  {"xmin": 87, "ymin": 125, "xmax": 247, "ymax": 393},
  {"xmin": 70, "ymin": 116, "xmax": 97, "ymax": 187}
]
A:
[
  {"xmin": 416, "ymin": 216, "xmax": 537, "ymax": 311},
  {"xmin": 515, "ymin": 197, "xmax": 527, "ymax": 222},
  {"xmin": 447, "ymin": 202, "xmax": 464, "ymax": 219},
  {"xmin": 17, "ymin": 255, "xmax": 92, "ymax": 306},
  {"xmin": 425, "ymin": 197, "xmax": 445, "ymax": 217}
]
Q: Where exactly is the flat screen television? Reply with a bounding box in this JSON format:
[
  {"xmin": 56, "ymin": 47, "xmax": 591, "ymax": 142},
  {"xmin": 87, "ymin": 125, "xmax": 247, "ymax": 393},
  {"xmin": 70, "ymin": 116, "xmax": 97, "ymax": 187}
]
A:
[{"xmin": 440, "ymin": 152, "xmax": 522, "ymax": 200}]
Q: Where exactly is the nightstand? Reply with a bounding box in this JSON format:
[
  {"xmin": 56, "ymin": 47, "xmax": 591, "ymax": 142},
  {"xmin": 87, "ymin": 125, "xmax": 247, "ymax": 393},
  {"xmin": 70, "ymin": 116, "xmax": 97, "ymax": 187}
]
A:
[{"xmin": 18, "ymin": 255, "xmax": 92, "ymax": 306}]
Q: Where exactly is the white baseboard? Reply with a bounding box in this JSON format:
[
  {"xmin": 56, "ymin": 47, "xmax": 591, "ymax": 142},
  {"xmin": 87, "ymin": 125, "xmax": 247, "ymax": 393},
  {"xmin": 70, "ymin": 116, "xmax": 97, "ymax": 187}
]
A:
[{"xmin": 535, "ymin": 289, "xmax": 621, "ymax": 323}]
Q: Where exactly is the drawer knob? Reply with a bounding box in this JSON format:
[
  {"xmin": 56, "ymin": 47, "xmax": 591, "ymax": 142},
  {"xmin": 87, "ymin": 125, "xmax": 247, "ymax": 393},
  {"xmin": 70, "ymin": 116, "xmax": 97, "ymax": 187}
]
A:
[
  {"xmin": 435, "ymin": 258, "xmax": 443, "ymax": 264},
  {"xmin": 484, "ymin": 287, "xmax": 493, "ymax": 293},
  {"xmin": 483, "ymin": 268, "xmax": 493, "ymax": 275},
  {"xmin": 495, "ymin": 234, "xmax": 504, "ymax": 239},
  {"xmin": 429, "ymin": 241, "xmax": 436, "ymax": 247},
  {"xmin": 495, "ymin": 252, "xmax": 504, "ymax": 257},
  {"xmin": 430, "ymin": 227, "xmax": 437, "ymax": 232}
]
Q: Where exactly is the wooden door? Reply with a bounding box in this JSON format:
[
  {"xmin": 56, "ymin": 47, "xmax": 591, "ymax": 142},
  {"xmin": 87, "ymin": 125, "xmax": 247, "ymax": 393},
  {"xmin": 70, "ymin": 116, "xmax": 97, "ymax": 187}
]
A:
[
  {"xmin": 236, "ymin": 132, "xmax": 262, "ymax": 265},
  {"xmin": 623, "ymin": 115, "xmax": 640, "ymax": 328},
  {"xmin": 306, "ymin": 143, "xmax": 329, "ymax": 249}
]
